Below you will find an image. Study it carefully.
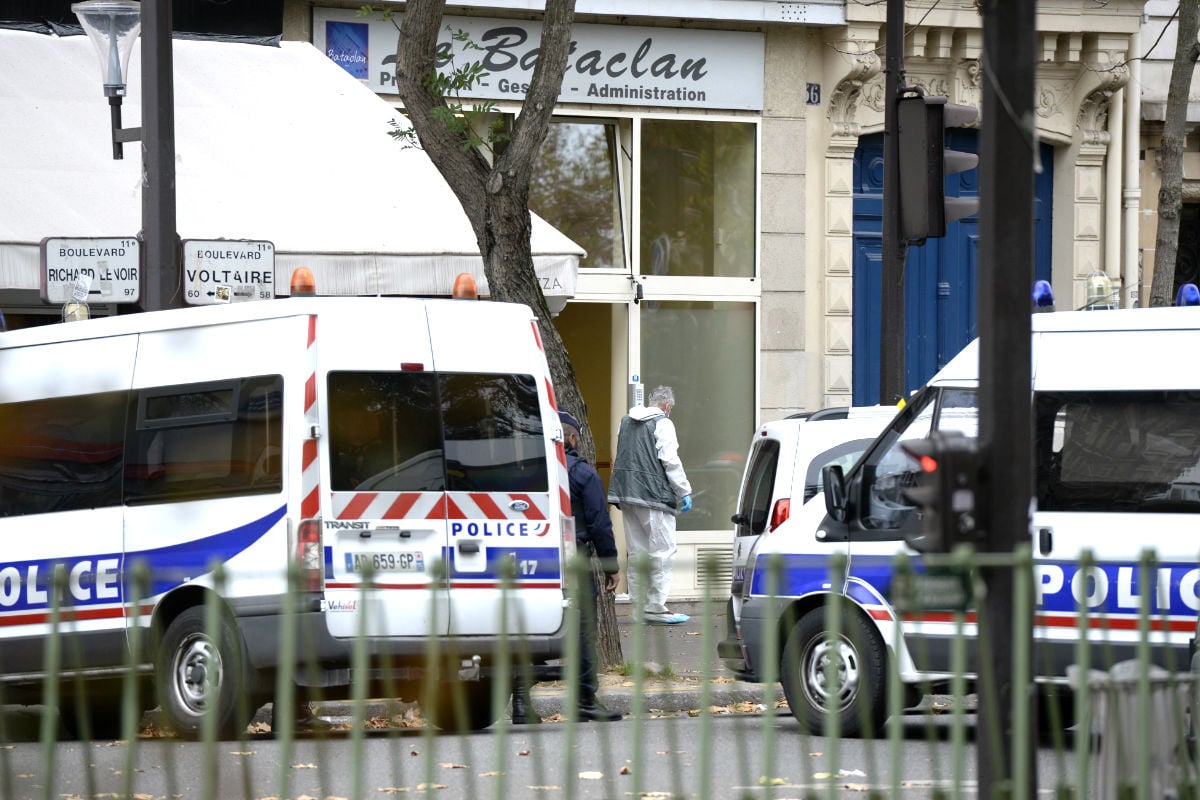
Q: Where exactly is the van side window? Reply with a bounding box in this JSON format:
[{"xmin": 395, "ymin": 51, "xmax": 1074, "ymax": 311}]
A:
[
  {"xmin": 442, "ymin": 373, "xmax": 548, "ymax": 493},
  {"xmin": 1037, "ymin": 391, "xmax": 1200, "ymax": 513},
  {"xmin": 125, "ymin": 376, "xmax": 283, "ymax": 504},
  {"xmin": 0, "ymin": 392, "xmax": 125, "ymax": 517},
  {"xmin": 737, "ymin": 440, "xmax": 780, "ymax": 535},
  {"xmin": 861, "ymin": 397, "xmax": 939, "ymax": 530},
  {"xmin": 328, "ymin": 371, "xmax": 442, "ymax": 492},
  {"xmin": 803, "ymin": 439, "xmax": 874, "ymax": 503}
]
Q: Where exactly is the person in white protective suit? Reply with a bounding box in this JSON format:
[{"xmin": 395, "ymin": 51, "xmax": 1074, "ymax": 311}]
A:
[{"xmin": 607, "ymin": 385, "xmax": 693, "ymax": 624}]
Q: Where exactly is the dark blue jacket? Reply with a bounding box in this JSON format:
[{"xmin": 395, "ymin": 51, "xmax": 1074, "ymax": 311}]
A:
[{"xmin": 565, "ymin": 442, "xmax": 618, "ymax": 574}]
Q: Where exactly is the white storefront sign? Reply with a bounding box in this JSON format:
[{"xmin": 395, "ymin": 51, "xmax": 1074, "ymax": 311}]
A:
[
  {"xmin": 313, "ymin": 9, "xmax": 765, "ymax": 111},
  {"xmin": 182, "ymin": 239, "xmax": 276, "ymax": 305},
  {"xmin": 39, "ymin": 236, "xmax": 140, "ymax": 304}
]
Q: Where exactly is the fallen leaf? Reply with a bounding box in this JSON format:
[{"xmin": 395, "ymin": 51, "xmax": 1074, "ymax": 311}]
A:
[
  {"xmin": 479, "ymin": 771, "xmax": 502, "ymax": 777},
  {"xmin": 759, "ymin": 776, "xmax": 787, "ymax": 785},
  {"xmin": 378, "ymin": 788, "xmax": 411, "ymax": 794},
  {"xmin": 292, "ymin": 763, "xmax": 318, "ymax": 770},
  {"xmin": 439, "ymin": 763, "xmax": 468, "ymax": 770},
  {"xmin": 248, "ymin": 721, "xmax": 272, "ymax": 734},
  {"xmin": 231, "ymin": 751, "xmax": 255, "ymax": 756},
  {"xmin": 579, "ymin": 771, "xmax": 603, "ymax": 780},
  {"xmin": 687, "ymin": 709, "xmax": 700, "ymax": 717},
  {"xmin": 528, "ymin": 786, "xmax": 561, "ymax": 791},
  {"xmin": 713, "ymin": 676, "xmax": 734, "ymax": 683},
  {"xmin": 620, "ymin": 766, "xmax": 632, "ymax": 775},
  {"xmin": 685, "ymin": 631, "xmax": 700, "ymax": 636},
  {"xmin": 844, "ymin": 784, "xmax": 871, "ymax": 792},
  {"xmin": 518, "ymin": 749, "xmax": 532, "ymax": 756},
  {"xmin": 416, "ymin": 784, "xmax": 447, "ymax": 790}
]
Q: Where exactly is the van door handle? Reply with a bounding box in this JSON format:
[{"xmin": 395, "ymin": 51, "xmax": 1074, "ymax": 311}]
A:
[
  {"xmin": 1038, "ymin": 527, "xmax": 1052, "ymax": 556},
  {"xmin": 458, "ymin": 541, "xmax": 480, "ymax": 554}
]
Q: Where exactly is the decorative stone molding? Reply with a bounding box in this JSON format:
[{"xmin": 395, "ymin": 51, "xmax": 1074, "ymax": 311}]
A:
[{"xmin": 826, "ymin": 52, "xmax": 881, "ymax": 139}]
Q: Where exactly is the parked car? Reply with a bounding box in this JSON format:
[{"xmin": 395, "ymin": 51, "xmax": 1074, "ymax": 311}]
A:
[{"xmin": 718, "ymin": 406, "xmax": 897, "ymax": 678}]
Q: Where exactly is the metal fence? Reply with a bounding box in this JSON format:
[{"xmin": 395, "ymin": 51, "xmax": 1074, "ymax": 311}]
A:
[{"xmin": 1, "ymin": 549, "xmax": 1198, "ymax": 800}]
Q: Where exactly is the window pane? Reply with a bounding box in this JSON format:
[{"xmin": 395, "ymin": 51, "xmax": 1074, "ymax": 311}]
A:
[
  {"xmin": 327, "ymin": 372, "xmax": 442, "ymax": 492},
  {"xmin": 1037, "ymin": 391, "xmax": 1200, "ymax": 513},
  {"xmin": 531, "ymin": 121, "xmax": 625, "ymax": 270},
  {"xmin": 0, "ymin": 392, "xmax": 125, "ymax": 516},
  {"xmin": 640, "ymin": 119, "xmax": 756, "ymax": 278},
  {"xmin": 642, "ymin": 301, "xmax": 754, "ymax": 531},
  {"xmin": 441, "ymin": 373, "xmax": 548, "ymax": 492},
  {"xmin": 125, "ymin": 376, "xmax": 283, "ymax": 504}
]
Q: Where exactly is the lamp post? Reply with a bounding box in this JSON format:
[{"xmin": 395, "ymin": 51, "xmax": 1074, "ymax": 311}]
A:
[{"xmin": 73, "ymin": 0, "xmax": 178, "ymax": 313}]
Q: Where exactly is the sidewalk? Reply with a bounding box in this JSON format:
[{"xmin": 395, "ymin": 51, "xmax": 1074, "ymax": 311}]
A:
[{"xmin": 522, "ymin": 598, "xmax": 778, "ymax": 720}]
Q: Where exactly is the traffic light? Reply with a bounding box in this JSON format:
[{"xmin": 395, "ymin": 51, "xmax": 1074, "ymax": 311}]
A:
[
  {"xmin": 897, "ymin": 91, "xmax": 980, "ymax": 241},
  {"xmin": 900, "ymin": 431, "xmax": 982, "ymax": 553}
]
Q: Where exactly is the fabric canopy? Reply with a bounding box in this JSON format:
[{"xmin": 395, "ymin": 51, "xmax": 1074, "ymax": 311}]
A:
[{"xmin": 0, "ymin": 28, "xmax": 582, "ymax": 306}]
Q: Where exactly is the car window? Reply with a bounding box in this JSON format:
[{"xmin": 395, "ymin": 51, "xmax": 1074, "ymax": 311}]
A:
[{"xmin": 736, "ymin": 439, "xmax": 779, "ymax": 536}]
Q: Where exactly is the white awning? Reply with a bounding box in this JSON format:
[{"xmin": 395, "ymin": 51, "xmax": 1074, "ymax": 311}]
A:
[{"xmin": 0, "ymin": 28, "xmax": 582, "ymax": 307}]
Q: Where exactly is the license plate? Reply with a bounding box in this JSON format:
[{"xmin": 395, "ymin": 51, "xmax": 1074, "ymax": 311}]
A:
[{"xmin": 345, "ymin": 551, "xmax": 425, "ymax": 573}]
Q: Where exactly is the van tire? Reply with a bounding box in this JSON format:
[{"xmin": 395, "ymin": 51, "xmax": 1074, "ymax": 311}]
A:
[
  {"xmin": 156, "ymin": 606, "xmax": 252, "ymax": 740},
  {"xmin": 780, "ymin": 607, "xmax": 887, "ymax": 738},
  {"xmin": 426, "ymin": 679, "xmax": 497, "ymax": 732}
]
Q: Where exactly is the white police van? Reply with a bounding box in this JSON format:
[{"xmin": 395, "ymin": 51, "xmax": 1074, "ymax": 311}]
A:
[
  {"xmin": 0, "ymin": 274, "xmax": 573, "ymax": 737},
  {"xmin": 726, "ymin": 305, "xmax": 1200, "ymax": 737}
]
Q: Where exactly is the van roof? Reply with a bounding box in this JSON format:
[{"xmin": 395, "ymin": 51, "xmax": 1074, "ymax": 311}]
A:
[
  {"xmin": 930, "ymin": 305, "xmax": 1200, "ymax": 390},
  {"xmin": 0, "ymin": 296, "xmax": 533, "ymax": 348}
]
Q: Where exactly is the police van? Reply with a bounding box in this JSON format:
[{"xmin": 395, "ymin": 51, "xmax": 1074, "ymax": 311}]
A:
[
  {"xmin": 725, "ymin": 305, "xmax": 1200, "ymax": 737},
  {"xmin": 0, "ymin": 273, "xmax": 573, "ymax": 737}
]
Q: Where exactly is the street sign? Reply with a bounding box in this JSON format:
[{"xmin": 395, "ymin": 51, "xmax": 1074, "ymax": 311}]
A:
[
  {"xmin": 182, "ymin": 239, "xmax": 275, "ymax": 305},
  {"xmin": 39, "ymin": 236, "xmax": 141, "ymax": 304}
]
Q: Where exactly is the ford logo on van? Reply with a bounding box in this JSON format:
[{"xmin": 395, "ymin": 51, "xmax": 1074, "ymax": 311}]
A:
[{"xmin": 509, "ymin": 499, "xmax": 530, "ymax": 512}]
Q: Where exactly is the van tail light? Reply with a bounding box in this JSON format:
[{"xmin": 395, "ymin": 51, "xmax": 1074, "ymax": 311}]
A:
[
  {"xmin": 294, "ymin": 518, "xmax": 323, "ymax": 592},
  {"xmin": 768, "ymin": 499, "xmax": 791, "ymax": 532}
]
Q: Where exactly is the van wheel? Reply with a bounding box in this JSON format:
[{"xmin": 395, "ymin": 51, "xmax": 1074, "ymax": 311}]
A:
[
  {"xmin": 780, "ymin": 607, "xmax": 888, "ymax": 738},
  {"xmin": 156, "ymin": 606, "xmax": 252, "ymax": 740},
  {"xmin": 426, "ymin": 679, "xmax": 497, "ymax": 732}
]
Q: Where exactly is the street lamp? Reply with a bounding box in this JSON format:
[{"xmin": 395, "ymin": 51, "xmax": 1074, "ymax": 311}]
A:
[
  {"xmin": 72, "ymin": 1, "xmax": 142, "ymax": 160},
  {"xmin": 72, "ymin": 0, "xmax": 178, "ymax": 313}
]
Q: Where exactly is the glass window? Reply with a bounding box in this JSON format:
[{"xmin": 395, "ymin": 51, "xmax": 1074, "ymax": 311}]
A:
[
  {"xmin": 328, "ymin": 371, "xmax": 441, "ymax": 492},
  {"xmin": 642, "ymin": 300, "xmax": 754, "ymax": 531},
  {"xmin": 1037, "ymin": 391, "xmax": 1200, "ymax": 513},
  {"xmin": 327, "ymin": 371, "xmax": 548, "ymax": 494},
  {"xmin": 735, "ymin": 439, "xmax": 779, "ymax": 536},
  {"xmin": 803, "ymin": 439, "xmax": 877, "ymax": 503},
  {"xmin": 531, "ymin": 120, "xmax": 626, "ymax": 270},
  {"xmin": 0, "ymin": 392, "xmax": 125, "ymax": 517},
  {"xmin": 861, "ymin": 393, "xmax": 939, "ymax": 531},
  {"xmin": 125, "ymin": 376, "xmax": 283, "ymax": 504},
  {"xmin": 442, "ymin": 373, "xmax": 548, "ymax": 493},
  {"xmin": 640, "ymin": 119, "xmax": 756, "ymax": 278}
]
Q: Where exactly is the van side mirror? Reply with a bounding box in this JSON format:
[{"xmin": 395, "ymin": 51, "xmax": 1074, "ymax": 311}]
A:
[{"xmin": 822, "ymin": 464, "xmax": 847, "ymax": 522}]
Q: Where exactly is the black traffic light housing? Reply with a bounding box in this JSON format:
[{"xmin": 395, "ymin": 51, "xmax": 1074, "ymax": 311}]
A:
[
  {"xmin": 897, "ymin": 90, "xmax": 980, "ymax": 242},
  {"xmin": 900, "ymin": 430, "xmax": 982, "ymax": 553}
]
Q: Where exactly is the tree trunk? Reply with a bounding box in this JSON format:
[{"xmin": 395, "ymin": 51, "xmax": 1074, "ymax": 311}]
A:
[
  {"xmin": 393, "ymin": 0, "xmax": 622, "ymax": 668},
  {"xmin": 1150, "ymin": 1, "xmax": 1200, "ymax": 307}
]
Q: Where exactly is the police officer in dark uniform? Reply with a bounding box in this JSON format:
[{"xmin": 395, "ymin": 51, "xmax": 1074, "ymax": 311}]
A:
[{"xmin": 512, "ymin": 410, "xmax": 621, "ymax": 723}]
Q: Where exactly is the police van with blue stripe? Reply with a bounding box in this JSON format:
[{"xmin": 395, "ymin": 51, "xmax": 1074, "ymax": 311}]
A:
[
  {"xmin": 723, "ymin": 304, "xmax": 1200, "ymax": 737},
  {"xmin": 0, "ymin": 271, "xmax": 574, "ymax": 737}
]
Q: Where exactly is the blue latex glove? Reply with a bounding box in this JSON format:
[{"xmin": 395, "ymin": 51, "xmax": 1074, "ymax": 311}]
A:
[{"xmin": 680, "ymin": 495, "xmax": 693, "ymax": 513}]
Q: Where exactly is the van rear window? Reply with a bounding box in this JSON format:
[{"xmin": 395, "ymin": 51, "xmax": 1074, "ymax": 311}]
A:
[
  {"xmin": 327, "ymin": 371, "xmax": 548, "ymax": 493},
  {"xmin": 1036, "ymin": 391, "xmax": 1200, "ymax": 513}
]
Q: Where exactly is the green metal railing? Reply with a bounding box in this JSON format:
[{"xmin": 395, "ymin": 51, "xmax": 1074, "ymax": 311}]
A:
[{"xmin": 2, "ymin": 548, "xmax": 1198, "ymax": 800}]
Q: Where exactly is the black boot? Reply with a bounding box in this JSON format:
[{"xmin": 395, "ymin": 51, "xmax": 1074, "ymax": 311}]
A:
[
  {"xmin": 577, "ymin": 696, "xmax": 621, "ymax": 722},
  {"xmin": 511, "ymin": 686, "xmax": 541, "ymax": 724}
]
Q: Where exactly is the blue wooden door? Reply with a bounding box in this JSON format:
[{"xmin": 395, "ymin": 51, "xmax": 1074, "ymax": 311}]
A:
[{"xmin": 851, "ymin": 132, "xmax": 1052, "ymax": 405}]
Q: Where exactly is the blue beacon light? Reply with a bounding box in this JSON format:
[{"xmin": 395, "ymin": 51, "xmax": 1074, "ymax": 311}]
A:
[
  {"xmin": 1175, "ymin": 283, "xmax": 1200, "ymax": 306},
  {"xmin": 1032, "ymin": 280, "xmax": 1055, "ymax": 313}
]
